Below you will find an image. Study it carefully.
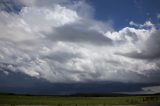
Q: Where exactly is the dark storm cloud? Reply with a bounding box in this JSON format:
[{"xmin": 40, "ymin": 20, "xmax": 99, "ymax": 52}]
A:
[
  {"xmin": 47, "ymin": 23, "xmax": 113, "ymax": 45},
  {"xmin": 0, "ymin": 0, "xmax": 23, "ymax": 13},
  {"xmin": 1, "ymin": 70, "xmax": 159, "ymax": 95},
  {"xmin": 0, "ymin": 62, "xmax": 16, "ymax": 74}
]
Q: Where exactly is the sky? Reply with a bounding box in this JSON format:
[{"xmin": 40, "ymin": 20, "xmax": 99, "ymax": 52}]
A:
[{"xmin": 0, "ymin": 0, "xmax": 160, "ymax": 95}]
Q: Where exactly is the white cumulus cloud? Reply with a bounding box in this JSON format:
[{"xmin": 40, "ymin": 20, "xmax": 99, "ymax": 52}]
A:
[{"xmin": 0, "ymin": 0, "xmax": 160, "ymax": 83}]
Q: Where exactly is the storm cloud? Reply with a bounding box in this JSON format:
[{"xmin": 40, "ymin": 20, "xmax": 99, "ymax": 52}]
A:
[{"xmin": 0, "ymin": 0, "xmax": 160, "ymax": 84}]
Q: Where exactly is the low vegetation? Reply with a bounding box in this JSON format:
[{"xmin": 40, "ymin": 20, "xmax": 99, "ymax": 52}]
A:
[{"xmin": 0, "ymin": 94, "xmax": 160, "ymax": 106}]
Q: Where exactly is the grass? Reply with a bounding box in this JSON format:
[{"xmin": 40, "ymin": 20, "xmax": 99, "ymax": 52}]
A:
[{"xmin": 0, "ymin": 94, "xmax": 160, "ymax": 106}]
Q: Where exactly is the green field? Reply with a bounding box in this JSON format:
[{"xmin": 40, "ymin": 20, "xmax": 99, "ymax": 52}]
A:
[{"xmin": 0, "ymin": 95, "xmax": 160, "ymax": 106}]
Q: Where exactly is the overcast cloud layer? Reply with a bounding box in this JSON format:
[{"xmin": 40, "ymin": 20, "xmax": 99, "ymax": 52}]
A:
[{"xmin": 0, "ymin": 0, "xmax": 160, "ymax": 84}]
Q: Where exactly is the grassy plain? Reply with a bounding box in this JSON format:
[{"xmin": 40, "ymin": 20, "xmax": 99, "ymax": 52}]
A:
[{"xmin": 0, "ymin": 94, "xmax": 160, "ymax": 106}]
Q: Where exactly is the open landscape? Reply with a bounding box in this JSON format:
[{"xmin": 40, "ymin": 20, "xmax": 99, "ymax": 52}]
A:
[
  {"xmin": 0, "ymin": 94, "xmax": 160, "ymax": 106},
  {"xmin": 0, "ymin": 0, "xmax": 160, "ymax": 106}
]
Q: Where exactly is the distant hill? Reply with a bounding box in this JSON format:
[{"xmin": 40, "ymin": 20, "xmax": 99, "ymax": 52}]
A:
[
  {"xmin": 0, "ymin": 92, "xmax": 160, "ymax": 97},
  {"xmin": 70, "ymin": 93, "xmax": 160, "ymax": 97}
]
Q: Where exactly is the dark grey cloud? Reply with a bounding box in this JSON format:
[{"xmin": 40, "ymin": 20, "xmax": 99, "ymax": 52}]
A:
[
  {"xmin": 0, "ymin": 62, "xmax": 17, "ymax": 75},
  {"xmin": 1, "ymin": 70, "xmax": 159, "ymax": 95},
  {"xmin": 47, "ymin": 23, "xmax": 112, "ymax": 45},
  {"xmin": 0, "ymin": 0, "xmax": 23, "ymax": 13}
]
